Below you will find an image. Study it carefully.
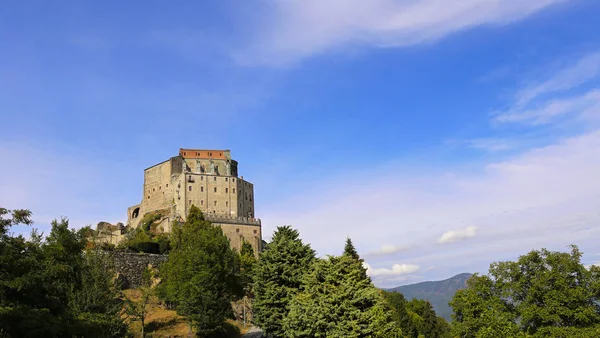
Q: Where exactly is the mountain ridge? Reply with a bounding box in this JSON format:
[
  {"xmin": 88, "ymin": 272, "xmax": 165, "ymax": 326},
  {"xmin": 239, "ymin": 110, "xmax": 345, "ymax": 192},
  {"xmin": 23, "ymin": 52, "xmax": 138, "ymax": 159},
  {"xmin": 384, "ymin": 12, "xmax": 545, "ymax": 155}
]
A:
[{"xmin": 386, "ymin": 272, "xmax": 472, "ymax": 322}]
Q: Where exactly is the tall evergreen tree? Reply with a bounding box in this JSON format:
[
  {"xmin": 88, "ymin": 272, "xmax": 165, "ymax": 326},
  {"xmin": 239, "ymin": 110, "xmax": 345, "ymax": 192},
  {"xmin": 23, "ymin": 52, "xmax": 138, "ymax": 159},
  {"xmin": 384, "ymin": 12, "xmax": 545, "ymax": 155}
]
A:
[
  {"xmin": 381, "ymin": 290, "xmax": 419, "ymax": 338},
  {"xmin": 343, "ymin": 237, "xmax": 360, "ymax": 260},
  {"xmin": 253, "ymin": 226, "xmax": 315, "ymax": 337},
  {"xmin": 159, "ymin": 205, "xmax": 242, "ymax": 336},
  {"xmin": 283, "ymin": 254, "xmax": 401, "ymax": 337}
]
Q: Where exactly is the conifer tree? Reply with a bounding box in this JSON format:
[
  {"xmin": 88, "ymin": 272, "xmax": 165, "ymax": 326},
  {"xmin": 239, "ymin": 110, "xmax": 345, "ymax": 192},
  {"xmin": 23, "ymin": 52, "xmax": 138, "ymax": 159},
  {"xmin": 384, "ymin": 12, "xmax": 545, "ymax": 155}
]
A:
[
  {"xmin": 253, "ymin": 226, "xmax": 315, "ymax": 337},
  {"xmin": 283, "ymin": 253, "xmax": 401, "ymax": 337},
  {"xmin": 160, "ymin": 205, "xmax": 242, "ymax": 336},
  {"xmin": 343, "ymin": 237, "xmax": 360, "ymax": 260},
  {"xmin": 381, "ymin": 290, "xmax": 419, "ymax": 338}
]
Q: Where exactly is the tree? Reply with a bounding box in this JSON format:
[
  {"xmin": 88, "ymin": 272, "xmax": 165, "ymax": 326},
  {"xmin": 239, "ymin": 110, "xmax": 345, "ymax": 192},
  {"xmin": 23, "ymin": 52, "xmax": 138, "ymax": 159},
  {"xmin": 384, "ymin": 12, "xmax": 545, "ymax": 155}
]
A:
[
  {"xmin": 0, "ymin": 208, "xmax": 126, "ymax": 337},
  {"xmin": 124, "ymin": 287, "xmax": 152, "ymax": 338},
  {"xmin": 283, "ymin": 254, "xmax": 401, "ymax": 337},
  {"xmin": 381, "ymin": 290, "xmax": 418, "ymax": 338},
  {"xmin": 253, "ymin": 226, "xmax": 315, "ymax": 337},
  {"xmin": 71, "ymin": 247, "xmax": 128, "ymax": 337},
  {"xmin": 239, "ymin": 240, "xmax": 257, "ymax": 294},
  {"xmin": 159, "ymin": 205, "xmax": 242, "ymax": 336},
  {"xmin": 450, "ymin": 245, "xmax": 600, "ymax": 337},
  {"xmin": 343, "ymin": 237, "xmax": 359, "ymax": 260}
]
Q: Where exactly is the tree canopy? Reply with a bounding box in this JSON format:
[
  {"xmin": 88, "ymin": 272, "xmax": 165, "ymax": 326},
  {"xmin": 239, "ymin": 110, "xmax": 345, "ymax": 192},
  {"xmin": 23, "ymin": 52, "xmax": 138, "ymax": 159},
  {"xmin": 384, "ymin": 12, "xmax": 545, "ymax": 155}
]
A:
[
  {"xmin": 0, "ymin": 207, "xmax": 126, "ymax": 337},
  {"xmin": 252, "ymin": 225, "xmax": 316, "ymax": 337},
  {"xmin": 450, "ymin": 245, "xmax": 600, "ymax": 338},
  {"xmin": 158, "ymin": 205, "xmax": 242, "ymax": 336},
  {"xmin": 284, "ymin": 254, "xmax": 401, "ymax": 337}
]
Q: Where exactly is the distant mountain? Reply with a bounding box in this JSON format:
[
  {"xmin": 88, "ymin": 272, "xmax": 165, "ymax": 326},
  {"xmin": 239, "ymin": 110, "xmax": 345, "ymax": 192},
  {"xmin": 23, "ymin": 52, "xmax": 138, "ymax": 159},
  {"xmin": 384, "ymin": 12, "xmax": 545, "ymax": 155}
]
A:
[{"xmin": 386, "ymin": 273, "xmax": 472, "ymax": 322}]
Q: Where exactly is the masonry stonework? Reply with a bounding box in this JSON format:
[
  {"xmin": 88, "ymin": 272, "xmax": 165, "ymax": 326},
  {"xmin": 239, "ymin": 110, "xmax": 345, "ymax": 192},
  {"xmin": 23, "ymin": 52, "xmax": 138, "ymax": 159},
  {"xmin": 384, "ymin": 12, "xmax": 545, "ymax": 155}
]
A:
[{"xmin": 126, "ymin": 149, "xmax": 262, "ymax": 254}]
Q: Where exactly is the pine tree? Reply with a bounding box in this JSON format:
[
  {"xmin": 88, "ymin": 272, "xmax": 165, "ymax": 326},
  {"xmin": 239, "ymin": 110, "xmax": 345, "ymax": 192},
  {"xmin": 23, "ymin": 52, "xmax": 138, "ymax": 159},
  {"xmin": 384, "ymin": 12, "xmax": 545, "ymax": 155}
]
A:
[
  {"xmin": 381, "ymin": 290, "xmax": 419, "ymax": 338},
  {"xmin": 159, "ymin": 205, "xmax": 242, "ymax": 336},
  {"xmin": 343, "ymin": 237, "xmax": 360, "ymax": 260},
  {"xmin": 253, "ymin": 226, "xmax": 315, "ymax": 337},
  {"xmin": 283, "ymin": 254, "xmax": 401, "ymax": 337}
]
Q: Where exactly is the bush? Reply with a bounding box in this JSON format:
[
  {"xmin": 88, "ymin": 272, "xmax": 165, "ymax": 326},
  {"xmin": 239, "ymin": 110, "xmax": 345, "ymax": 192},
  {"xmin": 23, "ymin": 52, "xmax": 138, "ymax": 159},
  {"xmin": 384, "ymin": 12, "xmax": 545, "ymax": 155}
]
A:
[{"xmin": 128, "ymin": 241, "xmax": 160, "ymax": 254}]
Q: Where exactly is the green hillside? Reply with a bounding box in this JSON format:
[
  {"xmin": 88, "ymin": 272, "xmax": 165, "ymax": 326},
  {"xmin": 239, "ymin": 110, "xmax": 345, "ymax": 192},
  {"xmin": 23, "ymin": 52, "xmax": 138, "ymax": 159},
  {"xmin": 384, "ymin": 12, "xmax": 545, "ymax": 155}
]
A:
[{"xmin": 387, "ymin": 273, "xmax": 472, "ymax": 322}]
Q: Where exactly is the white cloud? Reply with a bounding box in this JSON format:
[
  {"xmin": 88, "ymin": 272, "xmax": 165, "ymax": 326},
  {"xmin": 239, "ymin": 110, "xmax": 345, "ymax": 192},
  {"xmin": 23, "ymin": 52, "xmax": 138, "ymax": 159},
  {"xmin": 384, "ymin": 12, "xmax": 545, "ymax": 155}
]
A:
[
  {"xmin": 364, "ymin": 262, "xmax": 420, "ymax": 277},
  {"xmin": 262, "ymin": 127, "xmax": 600, "ymax": 285},
  {"xmin": 368, "ymin": 244, "xmax": 411, "ymax": 256},
  {"xmin": 494, "ymin": 89, "xmax": 600, "ymax": 125},
  {"xmin": 515, "ymin": 51, "xmax": 600, "ymax": 106},
  {"xmin": 438, "ymin": 226, "xmax": 478, "ymax": 244},
  {"xmin": 238, "ymin": 0, "xmax": 565, "ymax": 66}
]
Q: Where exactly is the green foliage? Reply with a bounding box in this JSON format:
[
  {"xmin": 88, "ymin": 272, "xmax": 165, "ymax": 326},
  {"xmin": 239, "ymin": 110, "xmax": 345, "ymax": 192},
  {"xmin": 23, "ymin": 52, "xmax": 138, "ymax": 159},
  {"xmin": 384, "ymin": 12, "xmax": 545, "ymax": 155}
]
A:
[
  {"xmin": 253, "ymin": 226, "xmax": 316, "ymax": 337},
  {"xmin": 343, "ymin": 237, "xmax": 360, "ymax": 260},
  {"xmin": 283, "ymin": 254, "xmax": 401, "ymax": 337},
  {"xmin": 239, "ymin": 240, "xmax": 256, "ymax": 295},
  {"xmin": 120, "ymin": 209, "xmax": 171, "ymax": 254},
  {"xmin": 159, "ymin": 205, "xmax": 242, "ymax": 336},
  {"xmin": 381, "ymin": 290, "xmax": 419, "ymax": 338},
  {"xmin": 404, "ymin": 299, "xmax": 451, "ymax": 338},
  {"xmin": 450, "ymin": 245, "xmax": 600, "ymax": 338},
  {"xmin": 124, "ymin": 286, "xmax": 153, "ymax": 338},
  {"xmin": 0, "ymin": 207, "xmax": 126, "ymax": 337},
  {"xmin": 71, "ymin": 249, "xmax": 128, "ymax": 337}
]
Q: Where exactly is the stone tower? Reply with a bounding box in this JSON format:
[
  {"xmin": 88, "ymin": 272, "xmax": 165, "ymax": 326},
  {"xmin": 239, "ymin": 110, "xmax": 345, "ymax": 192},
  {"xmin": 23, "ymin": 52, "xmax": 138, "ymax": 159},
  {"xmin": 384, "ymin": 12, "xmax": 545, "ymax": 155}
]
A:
[{"xmin": 127, "ymin": 149, "xmax": 261, "ymax": 253}]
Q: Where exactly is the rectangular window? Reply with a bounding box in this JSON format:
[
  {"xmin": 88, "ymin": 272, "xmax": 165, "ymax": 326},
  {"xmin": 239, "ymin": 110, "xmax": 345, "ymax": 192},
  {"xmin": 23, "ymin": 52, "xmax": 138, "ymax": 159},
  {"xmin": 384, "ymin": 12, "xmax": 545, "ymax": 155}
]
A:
[
  {"xmin": 189, "ymin": 200, "xmax": 192, "ymax": 204},
  {"xmin": 188, "ymin": 186, "xmax": 192, "ymax": 191},
  {"xmin": 214, "ymin": 176, "xmax": 217, "ymax": 181},
  {"xmin": 201, "ymin": 186, "xmax": 204, "ymax": 192},
  {"xmin": 225, "ymin": 188, "xmax": 228, "ymax": 193},
  {"xmin": 214, "ymin": 201, "xmax": 217, "ymax": 206},
  {"xmin": 201, "ymin": 200, "xmax": 204, "ymax": 205},
  {"xmin": 214, "ymin": 187, "xmax": 217, "ymax": 193},
  {"xmin": 201, "ymin": 176, "xmax": 203, "ymax": 180},
  {"xmin": 233, "ymin": 178, "xmax": 235, "ymax": 182},
  {"xmin": 225, "ymin": 177, "xmax": 228, "ymax": 182},
  {"xmin": 233, "ymin": 188, "xmax": 236, "ymax": 194},
  {"xmin": 226, "ymin": 201, "xmax": 229, "ymax": 207},
  {"xmin": 166, "ymin": 184, "xmax": 168, "ymax": 187}
]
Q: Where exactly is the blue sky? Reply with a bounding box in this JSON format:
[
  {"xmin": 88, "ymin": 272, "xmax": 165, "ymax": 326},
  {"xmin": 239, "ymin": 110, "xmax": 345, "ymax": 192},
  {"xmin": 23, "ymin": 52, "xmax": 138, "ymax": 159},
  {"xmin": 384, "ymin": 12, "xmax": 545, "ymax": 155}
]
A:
[{"xmin": 2, "ymin": 0, "xmax": 600, "ymax": 286}]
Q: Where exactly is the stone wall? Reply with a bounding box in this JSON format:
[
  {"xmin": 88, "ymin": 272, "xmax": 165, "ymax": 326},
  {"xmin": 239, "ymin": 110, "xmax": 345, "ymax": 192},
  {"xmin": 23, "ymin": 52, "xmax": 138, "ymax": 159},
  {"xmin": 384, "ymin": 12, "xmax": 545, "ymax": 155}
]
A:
[{"xmin": 109, "ymin": 251, "xmax": 168, "ymax": 289}]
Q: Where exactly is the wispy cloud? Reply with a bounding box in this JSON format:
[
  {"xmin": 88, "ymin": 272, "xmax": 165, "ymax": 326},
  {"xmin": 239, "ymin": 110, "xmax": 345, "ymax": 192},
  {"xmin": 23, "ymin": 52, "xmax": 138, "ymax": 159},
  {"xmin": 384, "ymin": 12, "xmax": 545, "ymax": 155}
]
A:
[
  {"xmin": 493, "ymin": 51, "xmax": 600, "ymax": 126},
  {"xmin": 494, "ymin": 89, "xmax": 600, "ymax": 125},
  {"xmin": 367, "ymin": 244, "xmax": 411, "ymax": 256},
  {"xmin": 515, "ymin": 51, "xmax": 600, "ymax": 106},
  {"xmin": 437, "ymin": 226, "xmax": 478, "ymax": 244},
  {"xmin": 263, "ymin": 118, "xmax": 600, "ymax": 286},
  {"xmin": 448, "ymin": 138, "xmax": 518, "ymax": 151},
  {"xmin": 237, "ymin": 0, "xmax": 565, "ymax": 66},
  {"xmin": 364, "ymin": 262, "xmax": 420, "ymax": 277}
]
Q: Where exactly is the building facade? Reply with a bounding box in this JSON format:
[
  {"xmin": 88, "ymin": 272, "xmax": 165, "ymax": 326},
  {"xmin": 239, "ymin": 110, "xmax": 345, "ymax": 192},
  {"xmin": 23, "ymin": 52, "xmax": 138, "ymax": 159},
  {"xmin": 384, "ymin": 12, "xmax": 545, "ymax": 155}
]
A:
[{"xmin": 126, "ymin": 149, "xmax": 261, "ymax": 253}]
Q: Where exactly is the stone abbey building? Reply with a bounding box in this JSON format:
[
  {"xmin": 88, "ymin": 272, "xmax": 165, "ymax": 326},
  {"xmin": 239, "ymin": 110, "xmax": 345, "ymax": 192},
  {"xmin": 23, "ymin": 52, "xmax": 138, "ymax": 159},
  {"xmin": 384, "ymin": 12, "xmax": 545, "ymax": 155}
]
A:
[{"xmin": 125, "ymin": 148, "xmax": 262, "ymax": 253}]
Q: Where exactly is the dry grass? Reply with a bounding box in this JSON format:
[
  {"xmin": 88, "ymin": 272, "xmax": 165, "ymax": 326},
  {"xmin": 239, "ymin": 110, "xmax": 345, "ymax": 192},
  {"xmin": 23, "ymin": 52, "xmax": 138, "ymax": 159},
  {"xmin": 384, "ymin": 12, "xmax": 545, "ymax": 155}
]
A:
[{"xmin": 123, "ymin": 289, "xmax": 250, "ymax": 338}]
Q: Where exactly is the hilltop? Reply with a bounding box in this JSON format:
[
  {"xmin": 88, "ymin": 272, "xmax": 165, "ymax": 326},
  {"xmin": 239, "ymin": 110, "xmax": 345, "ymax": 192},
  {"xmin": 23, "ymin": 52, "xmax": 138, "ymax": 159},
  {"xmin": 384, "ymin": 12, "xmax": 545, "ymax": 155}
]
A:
[{"xmin": 387, "ymin": 273, "xmax": 472, "ymax": 321}]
